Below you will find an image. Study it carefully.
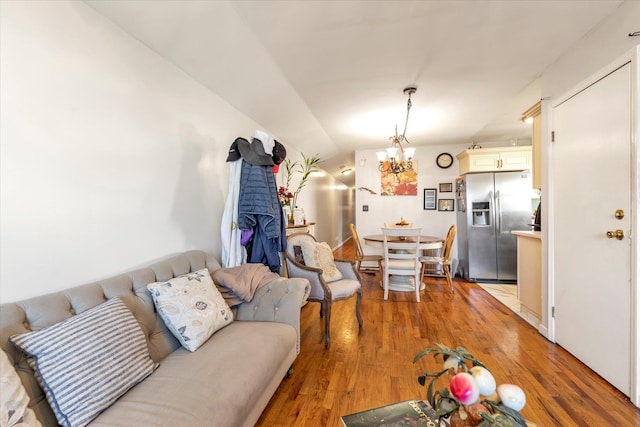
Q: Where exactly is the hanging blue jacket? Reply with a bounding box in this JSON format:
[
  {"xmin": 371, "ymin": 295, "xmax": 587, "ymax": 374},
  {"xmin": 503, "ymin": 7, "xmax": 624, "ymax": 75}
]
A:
[{"xmin": 237, "ymin": 160, "xmax": 286, "ymax": 271}]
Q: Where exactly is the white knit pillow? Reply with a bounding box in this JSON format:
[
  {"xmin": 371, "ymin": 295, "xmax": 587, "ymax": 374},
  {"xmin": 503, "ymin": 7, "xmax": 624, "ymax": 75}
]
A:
[
  {"xmin": 147, "ymin": 269, "xmax": 233, "ymax": 352},
  {"xmin": 300, "ymin": 240, "xmax": 343, "ymax": 282}
]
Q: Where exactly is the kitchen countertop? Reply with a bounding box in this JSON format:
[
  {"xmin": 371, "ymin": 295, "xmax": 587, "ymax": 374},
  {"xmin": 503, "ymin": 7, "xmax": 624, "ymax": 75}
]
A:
[{"xmin": 512, "ymin": 230, "xmax": 541, "ymax": 239}]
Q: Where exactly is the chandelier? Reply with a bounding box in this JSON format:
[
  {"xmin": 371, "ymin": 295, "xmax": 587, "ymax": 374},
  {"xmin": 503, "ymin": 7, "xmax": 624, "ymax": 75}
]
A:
[{"xmin": 376, "ymin": 85, "xmax": 417, "ymax": 175}]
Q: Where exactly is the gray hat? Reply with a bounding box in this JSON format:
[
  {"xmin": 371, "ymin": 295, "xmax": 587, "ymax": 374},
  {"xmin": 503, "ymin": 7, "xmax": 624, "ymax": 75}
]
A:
[{"xmin": 227, "ymin": 137, "xmax": 275, "ymax": 166}]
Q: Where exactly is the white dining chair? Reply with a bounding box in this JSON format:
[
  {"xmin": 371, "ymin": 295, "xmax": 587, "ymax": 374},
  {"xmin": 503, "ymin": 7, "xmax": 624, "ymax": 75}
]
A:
[{"xmin": 381, "ymin": 227, "xmax": 423, "ymax": 302}]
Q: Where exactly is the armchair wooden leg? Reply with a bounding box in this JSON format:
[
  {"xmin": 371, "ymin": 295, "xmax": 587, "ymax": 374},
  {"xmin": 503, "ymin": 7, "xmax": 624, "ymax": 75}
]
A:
[
  {"xmin": 355, "ymin": 289, "xmax": 363, "ymax": 328},
  {"xmin": 324, "ymin": 300, "xmax": 332, "ymax": 349}
]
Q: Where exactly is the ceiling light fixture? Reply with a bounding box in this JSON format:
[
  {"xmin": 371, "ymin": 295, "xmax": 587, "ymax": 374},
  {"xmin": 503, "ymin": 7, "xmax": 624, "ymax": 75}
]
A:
[
  {"xmin": 341, "ymin": 168, "xmax": 353, "ymax": 176},
  {"xmin": 376, "ymin": 85, "xmax": 417, "ymax": 175}
]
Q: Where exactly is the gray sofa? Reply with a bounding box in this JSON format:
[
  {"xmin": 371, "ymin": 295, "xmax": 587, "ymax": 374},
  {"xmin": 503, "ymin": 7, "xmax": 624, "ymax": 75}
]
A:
[{"xmin": 0, "ymin": 250, "xmax": 310, "ymax": 427}]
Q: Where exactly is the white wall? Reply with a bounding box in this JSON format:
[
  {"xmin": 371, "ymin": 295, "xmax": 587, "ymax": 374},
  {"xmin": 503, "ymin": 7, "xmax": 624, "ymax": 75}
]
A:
[
  {"xmin": 0, "ymin": 1, "xmax": 341, "ymax": 302},
  {"xmin": 355, "ymin": 143, "xmax": 472, "ymax": 260},
  {"xmin": 538, "ymin": 0, "xmax": 640, "ymax": 405}
]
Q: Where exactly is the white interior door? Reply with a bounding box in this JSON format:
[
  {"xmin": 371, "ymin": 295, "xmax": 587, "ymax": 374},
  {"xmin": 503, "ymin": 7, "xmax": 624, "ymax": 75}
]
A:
[{"xmin": 553, "ymin": 62, "xmax": 632, "ymax": 396}]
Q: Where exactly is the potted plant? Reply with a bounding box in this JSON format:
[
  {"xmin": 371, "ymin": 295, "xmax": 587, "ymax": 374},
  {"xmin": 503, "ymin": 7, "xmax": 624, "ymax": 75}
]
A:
[
  {"xmin": 414, "ymin": 344, "xmax": 529, "ymax": 427},
  {"xmin": 279, "ymin": 153, "xmax": 320, "ymax": 224}
]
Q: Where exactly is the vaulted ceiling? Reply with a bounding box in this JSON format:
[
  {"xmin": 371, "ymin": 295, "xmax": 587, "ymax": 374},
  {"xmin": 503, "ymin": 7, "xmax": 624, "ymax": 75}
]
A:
[{"xmin": 86, "ymin": 0, "xmax": 622, "ymax": 185}]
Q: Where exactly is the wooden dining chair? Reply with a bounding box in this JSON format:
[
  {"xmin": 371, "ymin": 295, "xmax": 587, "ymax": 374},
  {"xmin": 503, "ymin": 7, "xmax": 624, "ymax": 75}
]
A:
[
  {"xmin": 349, "ymin": 224, "xmax": 383, "ymax": 280},
  {"xmin": 381, "ymin": 227, "xmax": 423, "ymax": 302},
  {"xmin": 420, "ymin": 224, "xmax": 457, "ymax": 293}
]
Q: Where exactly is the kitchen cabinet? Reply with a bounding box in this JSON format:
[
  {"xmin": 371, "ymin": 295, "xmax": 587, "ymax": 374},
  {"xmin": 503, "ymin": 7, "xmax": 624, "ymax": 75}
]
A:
[
  {"xmin": 522, "ymin": 101, "xmax": 542, "ymax": 189},
  {"xmin": 512, "ymin": 230, "xmax": 541, "ymax": 328},
  {"xmin": 456, "ymin": 146, "xmax": 531, "ymax": 175}
]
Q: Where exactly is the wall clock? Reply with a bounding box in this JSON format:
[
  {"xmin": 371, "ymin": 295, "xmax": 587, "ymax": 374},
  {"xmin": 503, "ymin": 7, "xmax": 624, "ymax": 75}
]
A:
[{"xmin": 436, "ymin": 152, "xmax": 454, "ymax": 169}]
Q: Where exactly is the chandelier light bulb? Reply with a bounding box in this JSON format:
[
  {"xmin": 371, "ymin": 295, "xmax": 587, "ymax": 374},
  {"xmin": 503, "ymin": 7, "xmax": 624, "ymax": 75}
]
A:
[{"xmin": 404, "ymin": 147, "xmax": 416, "ymax": 159}]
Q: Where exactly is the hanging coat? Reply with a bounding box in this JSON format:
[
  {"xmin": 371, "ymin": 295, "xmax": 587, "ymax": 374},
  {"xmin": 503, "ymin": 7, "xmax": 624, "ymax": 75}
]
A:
[
  {"xmin": 237, "ymin": 160, "xmax": 286, "ymax": 272},
  {"xmin": 220, "ymin": 157, "xmax": 245, "ymax": 268}
]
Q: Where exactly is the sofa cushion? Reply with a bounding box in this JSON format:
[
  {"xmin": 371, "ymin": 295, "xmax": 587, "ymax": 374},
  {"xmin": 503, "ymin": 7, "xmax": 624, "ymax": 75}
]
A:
[
  {"xmin": 300, "ymin": 240, "xmax": 343, "ymax": 282},
  {"xmin": 89, "ymin": 321, "xmax": 297, "ymax": 427},
  {"xmin": 0, "ymin": 348, "xmax": 41, "ymax": 427},
  {"xmin": 147, "ymin": 268, "xmax": 233, "ymax": 352},
  {"xmin": 9, "ymin": 297, "xmax": 157, "ymax": 427}
]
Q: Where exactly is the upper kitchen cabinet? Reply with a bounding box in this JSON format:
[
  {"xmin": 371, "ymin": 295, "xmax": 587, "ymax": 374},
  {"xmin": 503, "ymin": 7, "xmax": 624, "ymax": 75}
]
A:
[
  {"xmin": 522, "ymin": 101, "xmax": 542, "ymax": 189},
  {"xmin": 456, "ymin": 146, "xmax": 532, "ymax": 175}
]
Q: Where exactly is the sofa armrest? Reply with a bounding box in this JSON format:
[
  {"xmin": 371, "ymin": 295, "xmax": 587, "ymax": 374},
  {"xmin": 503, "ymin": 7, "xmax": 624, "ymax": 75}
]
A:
[{"xmin": 235, "ymin": 277, "xmax": 310, "ymax": 354}]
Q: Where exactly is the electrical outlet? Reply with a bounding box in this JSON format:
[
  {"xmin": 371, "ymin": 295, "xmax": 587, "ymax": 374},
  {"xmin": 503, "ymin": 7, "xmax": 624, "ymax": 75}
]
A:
[{"xmin": 363, "ymin": 205, "xmax": 369, "ymax": 212}]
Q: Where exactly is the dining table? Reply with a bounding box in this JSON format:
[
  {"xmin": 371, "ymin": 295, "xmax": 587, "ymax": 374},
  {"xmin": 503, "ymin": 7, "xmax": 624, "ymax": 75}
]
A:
[
  {"xmin": 363, "ymin": 233, "xmax": 444, "ymax": 293},
  {"xmin": 363, "ymin": 234, "xmax": 443, "ymax": 249}
]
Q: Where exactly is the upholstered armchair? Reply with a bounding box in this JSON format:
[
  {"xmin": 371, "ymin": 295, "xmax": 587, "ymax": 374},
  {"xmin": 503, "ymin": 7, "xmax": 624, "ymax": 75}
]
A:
[{"xmin": 284, "ymin": 232, "xmax": 363, "ymax": 349}]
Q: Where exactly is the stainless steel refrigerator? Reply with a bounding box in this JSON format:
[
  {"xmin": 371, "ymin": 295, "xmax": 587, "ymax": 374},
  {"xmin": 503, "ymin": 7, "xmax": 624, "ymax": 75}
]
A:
[{"xmin": 455, "ymin": 171, "xmax": 532, "ymax": 282}]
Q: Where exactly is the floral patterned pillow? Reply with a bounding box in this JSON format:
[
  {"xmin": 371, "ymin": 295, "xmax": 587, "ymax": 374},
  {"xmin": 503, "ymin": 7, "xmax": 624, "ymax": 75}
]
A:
[
  {"xmin": 0, "ymin": 348, "xmax": 41, "ymax": 427},
  {"xmin": 300, "ymin": 240, "xmax": 343, "ymax": 283},
  {"xmin": 147, "ymin": 269, "xmax": 233, "ymax": 352}
]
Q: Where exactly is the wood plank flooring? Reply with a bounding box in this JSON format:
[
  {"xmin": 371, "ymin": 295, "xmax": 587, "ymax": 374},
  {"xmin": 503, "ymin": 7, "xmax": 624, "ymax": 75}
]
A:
[{"xmin": 256, "ymin": 240, "xmax": 639, "ymax": 426}]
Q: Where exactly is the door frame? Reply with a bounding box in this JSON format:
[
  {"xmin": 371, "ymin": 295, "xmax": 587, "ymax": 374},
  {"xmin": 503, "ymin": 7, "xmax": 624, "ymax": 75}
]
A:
[{"xmin": 545, "ymin": 45, "xmax": 639, "ymax": 405}]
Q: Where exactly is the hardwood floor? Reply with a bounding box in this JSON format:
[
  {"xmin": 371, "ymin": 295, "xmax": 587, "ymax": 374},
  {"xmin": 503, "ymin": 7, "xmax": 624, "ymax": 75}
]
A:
[{"xmin": 256, "ymin": 240, "xmax": 639, "ymax": 426}]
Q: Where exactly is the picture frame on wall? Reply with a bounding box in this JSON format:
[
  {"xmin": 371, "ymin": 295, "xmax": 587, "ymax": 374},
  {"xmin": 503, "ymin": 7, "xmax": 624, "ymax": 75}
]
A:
[
  {"xmin": 438, "ymin": 199, "xmax": 454, "ymax": 211},
  {"xmin": 423, "ymin": 188, "xmax": 437, "ymax": 210},
  {"xmin": 439, "ymin": 182, "xmax": 453, "ymax": 193}
]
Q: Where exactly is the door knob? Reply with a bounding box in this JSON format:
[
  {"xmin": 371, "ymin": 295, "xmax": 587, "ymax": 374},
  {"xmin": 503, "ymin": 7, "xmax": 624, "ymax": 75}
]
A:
[{"xmin": 606, "ymin": 229, "xmax": 624, "ymax": 240}]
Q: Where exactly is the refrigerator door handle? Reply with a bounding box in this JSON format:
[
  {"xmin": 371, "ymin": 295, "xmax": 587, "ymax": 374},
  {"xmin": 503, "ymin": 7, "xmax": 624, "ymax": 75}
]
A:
[
  {"xmin": 489, "ymin": 190, "xmax": 495, "ymax": 236},
  {"xmin": 496, "ymin": 190, "xmax": 502, "ymax": 234}
]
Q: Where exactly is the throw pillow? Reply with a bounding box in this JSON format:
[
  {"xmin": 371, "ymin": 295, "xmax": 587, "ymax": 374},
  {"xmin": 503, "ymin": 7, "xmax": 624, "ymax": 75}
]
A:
[
  {"xmin": 300, "ymin": 240, "xmax": 344, "ymax": 282},
  {"xmin": 9, "ymin": 297, "xmax": 157, "ymax": 427},
  {"xmin": 147, "ymin": 268, "xmax": 233, "ymax": 352},
  {"xmin": 0, "ymin": 348, "xmax": 42, "ymax": 427},
  {"xmin": 293, "ymin": 245, "xmax": 305, "ymax": 265}
]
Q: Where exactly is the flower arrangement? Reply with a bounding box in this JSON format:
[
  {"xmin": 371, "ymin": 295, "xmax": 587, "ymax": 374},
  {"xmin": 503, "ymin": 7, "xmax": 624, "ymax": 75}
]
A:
[
  {"xmin": 278, "ymin": 186, "xmax": 294, "ymax": 207},
  {"xmin": 414, "ymin": 344, "xmax": 528, "ymax": 427}
]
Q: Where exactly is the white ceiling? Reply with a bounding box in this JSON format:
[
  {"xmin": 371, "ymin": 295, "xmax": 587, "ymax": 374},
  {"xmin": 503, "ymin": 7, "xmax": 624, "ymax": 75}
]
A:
[{"xmin": 85, "ymin": 0, "xmax": 622, "ymax": 185}]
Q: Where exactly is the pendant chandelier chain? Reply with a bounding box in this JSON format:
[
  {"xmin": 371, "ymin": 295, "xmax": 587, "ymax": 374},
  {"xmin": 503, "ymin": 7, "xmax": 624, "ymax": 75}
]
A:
[{"xmin": 377, "ymin": 85, "xmax": 418, "ymax": 176}]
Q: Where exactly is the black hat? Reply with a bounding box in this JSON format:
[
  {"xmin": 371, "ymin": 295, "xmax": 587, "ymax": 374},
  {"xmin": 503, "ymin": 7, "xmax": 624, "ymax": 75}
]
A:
[
  {"xmin": 226, "ymin": 139, "xmax": 241, "ymax": 162},
  {"xmin": 272, "ymin": 140, "xmax": 286, "ymax": 165}
]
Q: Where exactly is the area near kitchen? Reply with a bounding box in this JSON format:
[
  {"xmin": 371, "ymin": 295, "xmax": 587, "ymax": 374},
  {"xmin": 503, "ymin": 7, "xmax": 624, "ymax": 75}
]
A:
[{"xmin": 454, "ymin": 101, "xmax": 543, "ymax": 329}]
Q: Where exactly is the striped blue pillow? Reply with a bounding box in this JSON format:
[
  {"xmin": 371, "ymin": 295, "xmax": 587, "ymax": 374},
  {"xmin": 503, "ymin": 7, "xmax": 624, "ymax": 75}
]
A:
[{"xmin": 10, "ymin": 297, "xmax": 158, "ymax": 427}]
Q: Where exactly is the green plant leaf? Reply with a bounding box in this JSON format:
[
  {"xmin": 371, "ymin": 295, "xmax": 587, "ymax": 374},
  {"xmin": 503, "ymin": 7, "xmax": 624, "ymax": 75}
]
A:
[
  {"xmin": 417, "ymin": 374, "xmax": 426, "ymax": 386},
  {"xmin": 413, "ymin": 348, "xmax": 437, "ymax": 363}
]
